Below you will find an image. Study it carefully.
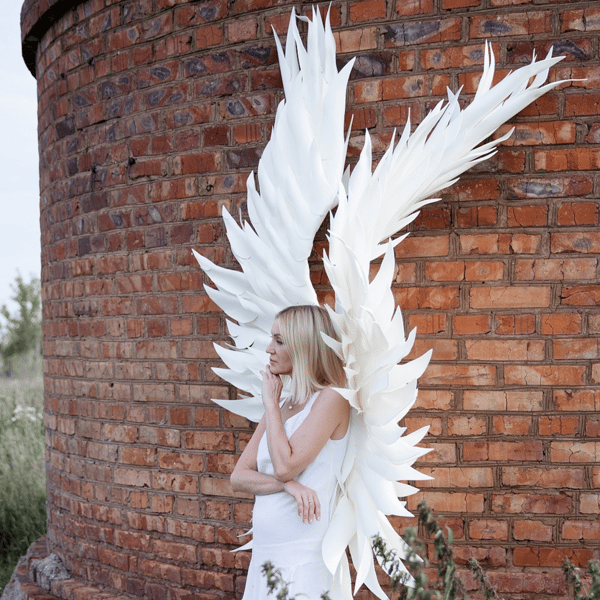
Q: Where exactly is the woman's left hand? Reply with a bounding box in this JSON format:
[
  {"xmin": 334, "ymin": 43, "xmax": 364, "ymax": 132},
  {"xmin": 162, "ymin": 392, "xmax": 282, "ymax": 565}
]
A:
[{"xmin": 260, "ymin": 364, "xmax": 283, "ymax": 407}]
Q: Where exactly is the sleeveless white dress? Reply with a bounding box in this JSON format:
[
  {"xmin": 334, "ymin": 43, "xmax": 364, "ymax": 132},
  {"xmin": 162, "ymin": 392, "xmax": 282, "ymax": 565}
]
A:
[{"xmin": 242, "ymin": 392, "xmax": 349, "ymax": 600}]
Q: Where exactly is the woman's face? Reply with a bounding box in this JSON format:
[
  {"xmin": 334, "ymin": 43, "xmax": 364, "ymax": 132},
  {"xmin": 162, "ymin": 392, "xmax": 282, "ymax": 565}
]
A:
[{"xmin": 266, "ymin": 319, "xmax": 293, "ymax": 376}]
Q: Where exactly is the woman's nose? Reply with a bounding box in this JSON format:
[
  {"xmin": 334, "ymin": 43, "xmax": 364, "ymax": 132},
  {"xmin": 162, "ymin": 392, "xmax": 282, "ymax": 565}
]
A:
[{"xmin": 266, "ymin": 341, "xmax": 274, "ymax": 354}]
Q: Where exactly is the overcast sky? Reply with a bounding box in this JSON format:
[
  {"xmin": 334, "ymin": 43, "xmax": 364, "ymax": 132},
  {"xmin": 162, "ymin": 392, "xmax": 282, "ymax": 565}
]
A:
[{"xmin": 0, "ymin": 0, "xmax": 40, "ymax": 317}]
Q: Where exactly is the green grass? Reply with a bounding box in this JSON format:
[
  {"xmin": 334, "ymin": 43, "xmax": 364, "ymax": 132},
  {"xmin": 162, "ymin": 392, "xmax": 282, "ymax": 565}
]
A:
[{"xmin": 0, "ymin": 355, "xmax": 46, "ymax": 594}]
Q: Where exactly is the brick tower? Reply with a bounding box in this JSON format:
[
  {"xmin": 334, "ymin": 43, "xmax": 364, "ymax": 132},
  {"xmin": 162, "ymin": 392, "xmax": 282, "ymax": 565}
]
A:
[{"xmin": 18, "ymin": 0, "xmax": 600, "ymax": 598}]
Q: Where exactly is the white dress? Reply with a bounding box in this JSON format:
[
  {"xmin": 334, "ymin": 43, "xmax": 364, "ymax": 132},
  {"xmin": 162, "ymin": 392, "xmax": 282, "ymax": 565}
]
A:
[{"xmin": 242, "ymin": 392, "xmax": 349, "ymax": 600}]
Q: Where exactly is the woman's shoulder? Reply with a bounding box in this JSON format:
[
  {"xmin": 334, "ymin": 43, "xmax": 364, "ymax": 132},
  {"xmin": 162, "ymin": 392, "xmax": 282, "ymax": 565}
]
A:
[{"xmin": 313, "ymin": 386, "xmax": 348, "ymax": 409}]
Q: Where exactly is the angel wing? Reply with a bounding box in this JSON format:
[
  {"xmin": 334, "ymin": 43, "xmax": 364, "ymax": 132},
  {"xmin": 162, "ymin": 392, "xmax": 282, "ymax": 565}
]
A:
[
  {"xmin": 320, "ymin": 43, "xmax": 566, "ymax": 600},
  {"xmin": 193, "ymin": 7, "xmax": 354, "ymax": 421},
  {"xmin": 193, "ymin": 9, "xmax": 566, "ymax": 599}
]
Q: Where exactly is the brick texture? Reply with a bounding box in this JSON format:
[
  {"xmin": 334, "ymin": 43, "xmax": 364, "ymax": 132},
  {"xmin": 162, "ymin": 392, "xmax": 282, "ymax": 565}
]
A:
[{"xmin": 20, "ymin": 0, "xmax": 600, "ymax": 598}]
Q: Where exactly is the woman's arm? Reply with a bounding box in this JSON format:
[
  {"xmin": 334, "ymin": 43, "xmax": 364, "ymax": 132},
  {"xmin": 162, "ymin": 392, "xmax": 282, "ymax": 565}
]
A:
[
  {"xmin": 230, "ymin": 418, "xmax": 285, "ymax": 495},
  {"xmin": 262, "ymin": 369, "xmax": 350, "ymax": 482},
  {"xmin": 230, "ymin": 414, "xmax": 322, "ymax": 524}
]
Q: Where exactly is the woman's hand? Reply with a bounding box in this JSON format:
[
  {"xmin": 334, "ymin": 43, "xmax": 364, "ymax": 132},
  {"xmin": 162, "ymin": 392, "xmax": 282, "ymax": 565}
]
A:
[
  {"xmin": 260, "ymin": 364, "xmax": 283, "ymax": 408},
  {"xmin": 283, "ymin": 480, "xmax": 321, "ymax": 524}
]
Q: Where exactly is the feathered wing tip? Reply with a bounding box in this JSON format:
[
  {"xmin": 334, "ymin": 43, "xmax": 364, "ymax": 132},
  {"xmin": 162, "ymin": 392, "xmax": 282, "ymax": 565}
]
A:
[
  {"xmin": 330, "ymin": 43, "xmax": 568, "ymax": 255},
  {"xmin": 192, "ymin": 8, "xmax": 354, "ymax": 419}
]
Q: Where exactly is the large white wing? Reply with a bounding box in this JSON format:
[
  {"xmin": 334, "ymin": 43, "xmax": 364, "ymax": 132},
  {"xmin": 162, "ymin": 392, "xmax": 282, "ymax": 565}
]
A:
[
  {"xmin": 193, "ymin": 8, "xmax": 354, "ymax": 421},
  {"xmin": 320, "ymin": 45, "xmax": 566, "ymax": 600},
  {"xmin": 193, "ymin": 9, "xmax": 565, "ymax": 599}
]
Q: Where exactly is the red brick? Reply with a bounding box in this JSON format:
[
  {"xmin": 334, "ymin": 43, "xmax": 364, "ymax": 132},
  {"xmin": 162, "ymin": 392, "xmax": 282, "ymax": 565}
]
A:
[
  {"xmin": 414, "ymin": 390, "xmax": 453, "ymax": 410},
  {"xmin": 470, "ymin": 12, "xmax": 551, "ymax": 38},
  {"xmin": 551, "ymin": 232, "xmax": 600, "ymax": 254},
  {"xmin": 454, "ymin": 546, "xmax": 506, "ymax": 567},
  {"xmin": 494, "ymin": 314, "xmax": 535, "ymax": 335},
  {"xmin": 408, "ymin": 491, "xmax": 484, "ymax": 513},
  {"xmin": 447, "ymin": 416, "xmax": 486, "ymax": 436},
  {"xmin": 349, "ymin": 0, "xmax": 386, "ymax": 22},
  {"xmin": 393, "ymin": 286, "xmax": 459, "ymax": 310},
  {"xmin": 385, "ymin": 17, "xmax": 461, "ymax": 46},
  {"xmin": 460, "ymin": 233, "xmax": 541, "ymax": 255},
  {"xmin": 182, "ymin": 568, "xmax": 234, "ymax": 592},
  {"xmin": 419, "ymin": 467, "xmax": 493, "ymax": 488},
  {"xmin": 457, "ymin": 206, "xmax": 497, "ymax": 228},
  {"xmin": 488, "ymin": 572, "xmax": 564, "ymax": 595},
  {"xmin": 408, "ymin": 338, "xmax": 457, "ymax": 361},
  {"xmin": 505, "ymin": 364, "xmax": 585, "ymax": 386},
  {"xmin": 226, "ymin": 17, "xmax": 257, "ymax": 42},
  {"xmin": 535, "ymin": 148, "xmax": 600, "ymax": 171},
  {"xmin": 561, "ymin": 8, "xmax": 600, "ymax": 32},
  {"xmin": 562, "ymin": 520, "xmax": 600, "ymax": 541},
  {"xmin": 425, "ymin": 261, "xmax": 464, "ymax": 281},
  {"xmin": 396, "ymin": 234, "xmax": 450, "ymax": 258},
  {"xmin": 492, "ymin": 415, "xmax": 533, "ymax": 436},
  {"xmin": 550, "ymin": 442, "xmax": 600, "ymax": 463},
  {"xmin": 507, "ymin": 205, "xmax": 548, "ymax": 227},
  {"xmin": 502, "ymin": 467, "xmax": 585, "ymax": 489},
  {"xmin": 353, "ymin": 79, "xmax": 383, "ymax": 104},
  {"xmin": 554, "ymin": 338, "xmax": 600, "ymax": 360},
  {"xmin": 585, "ymin": 417, "xmax": 600, "ymax": 438},
  {"xmin": 507, "ymin": 176, "xmax": 593, "ymax": 200},
  {"xmin": 446, "ymin": 179, "xmax": 499, "ymax": 202},
  {"xmin": 421, "ymin": 364, "xmax": 495, "ymax": 387},
  {"xmin": 470, "ymin": 286, "xmax": 550, "ymax": 309},
  {"xmin": 561, "ymin": 285, "xmax": 600, "ymax": 306},
  {"xmin": 442, "ymin": 0, "xmax": 480, "ymax": 9},
  {"xmin": 498, "ymin": 120, "xmax": 576, "ymax": 146},
  {"xmin": 120, "ymin": 447, "xmax": 156, "ymax": 467},
  {"xmin": 576, "ymin": 491, "xmax": 599, "ymax": 516},
  {"xmin": 513, "ymin": 547, "xmax": 593, "ymax": 568},
  {"xmin": 395, "ymin": 0, "xmax": 435, "ymax": 16},
  {"xmin": 453, "ymin": 314, "xmax": 491, "ymax": 335},
  {"xmin": 513, "ymin": 520, "xmax": 553, "ymax": 542},
  {"xmin": 557, "ymin": 202, "xmax": 598, "ymax": 226},
  {"xmin": 415, "ymin": 442, "xmax": 456, "ymax": 464},
  {"xmin": 465, "ymin": 340, "xmax": 544, "ymax": 362},
  {"xmin": 184, "ymin": 431, "xmax": 235, "ymax": 451},
  {"xmin": 174, "ymin": 152, "xmax": 219, "ymax": 174},
  {"xmin": 153, "ymin": 539, "xmax": 197, "ymax": 563},
  {"xmin": 233, "ymin": 123, "xmax": 261, "ymax": 144},
  {"xmin": 158, "ymin": 451, "xmax": 204, "ymax": 472},
  {"xmin": 383, "ymin": 75, "xmax": 431, "ymax": 99},
  {"xmin": 408, "ymin": 313, "xmax": 446, "ymax": 334},
  {"xmin": 470, "ymin": 520, "xmax": 508, "ymax": 541},
  {"xmin": 539, "ymin": 416, "xmax": 578, "ymax": 436},
  {"xmin": 334, "ymin": 27, "xmax": 378, "ymax": 53},
  {"xmin": 518, "ymin": 258, "xmax": 598, "ymax": 281},
  {"xmin": 465, "ymin": 261, "xmax": 503, "ymax": 281},
  {"xmin": 566, "ymin": 93, "xmax": 600, "ymax": 116},
  {"xmin": 492, "ymin": 493, "xmax": 572, "ymax": 514},
  {"xmin": 463, "ymin": 441, "xmax": 543, "ymax": 462}
]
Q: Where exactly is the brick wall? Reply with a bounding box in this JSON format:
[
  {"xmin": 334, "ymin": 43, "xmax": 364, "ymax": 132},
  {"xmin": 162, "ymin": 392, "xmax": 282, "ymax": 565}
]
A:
[{"xmin": 21, "ymin": 0, "xmax": 599, "ymax": 598}]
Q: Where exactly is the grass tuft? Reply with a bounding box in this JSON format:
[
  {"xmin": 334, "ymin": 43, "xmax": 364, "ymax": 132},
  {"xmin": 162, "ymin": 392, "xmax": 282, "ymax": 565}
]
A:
[{"xmin": 0, "ymin": 357, "xmax": 46, "ymax": 594}]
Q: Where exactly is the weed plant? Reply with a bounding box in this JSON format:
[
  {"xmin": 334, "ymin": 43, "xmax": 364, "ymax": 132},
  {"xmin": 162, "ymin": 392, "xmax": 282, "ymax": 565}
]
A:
[
  {"xmin": 262, "ymin": 501, "xmax": 600, "ymax": 600},
  {"xmin": 0, "ymin": 356, "xmax": 46, "ymax": 594}
]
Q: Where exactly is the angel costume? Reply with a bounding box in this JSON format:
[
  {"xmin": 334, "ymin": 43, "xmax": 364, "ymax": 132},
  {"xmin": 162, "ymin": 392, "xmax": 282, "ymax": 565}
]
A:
[
  {"xmin": 242, "ymin": 393, "xmax": 349, "ymax": 599},
  {"xmin": 193, "ymin": 8, "xmax": 565, "ymax": 599}
]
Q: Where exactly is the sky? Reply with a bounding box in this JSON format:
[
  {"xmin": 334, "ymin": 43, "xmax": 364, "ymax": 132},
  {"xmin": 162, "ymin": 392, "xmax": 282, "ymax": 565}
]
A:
[{"xmin": 0, "ymin": 0, "xmax": 40, "ymax": 317}]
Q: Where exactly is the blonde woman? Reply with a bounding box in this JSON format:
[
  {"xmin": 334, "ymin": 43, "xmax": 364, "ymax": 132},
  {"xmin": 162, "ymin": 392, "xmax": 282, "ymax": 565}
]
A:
[{"xmin": 231, "ymin": 305, "xmax": 350, "ymax": 599}]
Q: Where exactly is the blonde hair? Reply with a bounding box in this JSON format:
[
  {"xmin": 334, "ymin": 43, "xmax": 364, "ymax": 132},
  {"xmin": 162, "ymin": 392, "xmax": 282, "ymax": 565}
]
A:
[{"xmin": 276, "ymin": 305, "xmax": 346, "ymax": 405}]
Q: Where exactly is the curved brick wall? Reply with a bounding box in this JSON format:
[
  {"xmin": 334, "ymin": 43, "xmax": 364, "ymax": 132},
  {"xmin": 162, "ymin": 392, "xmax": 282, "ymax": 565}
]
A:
[{"xmin": 21, "ymin": 0, "xmax": 600, "ymax": 598}]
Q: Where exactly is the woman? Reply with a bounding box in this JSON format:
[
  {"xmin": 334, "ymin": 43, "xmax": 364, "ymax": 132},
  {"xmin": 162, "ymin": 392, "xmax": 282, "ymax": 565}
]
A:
[{"xmin": 231, "ymin": 305, "xmax": 350, "ymax": 599}]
